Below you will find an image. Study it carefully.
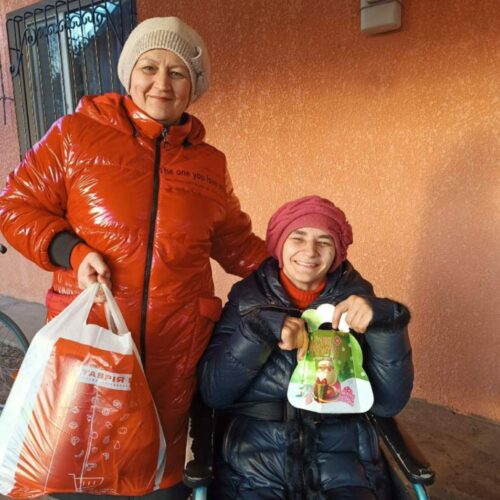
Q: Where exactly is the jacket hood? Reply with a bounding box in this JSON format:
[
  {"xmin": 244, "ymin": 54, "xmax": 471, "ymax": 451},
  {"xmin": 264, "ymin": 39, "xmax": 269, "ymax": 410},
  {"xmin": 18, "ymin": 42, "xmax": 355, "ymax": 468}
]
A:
[{"xmin": 75, "ymin": 92, "xmax": 206, "ymax": 146}]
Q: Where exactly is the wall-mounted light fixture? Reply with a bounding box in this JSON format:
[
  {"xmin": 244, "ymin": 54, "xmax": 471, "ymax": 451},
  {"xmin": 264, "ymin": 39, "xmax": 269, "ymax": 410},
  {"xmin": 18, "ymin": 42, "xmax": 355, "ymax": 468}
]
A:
[{"xmin": 360, "ymin": 0, "xmax": 402, "ymax": 35}]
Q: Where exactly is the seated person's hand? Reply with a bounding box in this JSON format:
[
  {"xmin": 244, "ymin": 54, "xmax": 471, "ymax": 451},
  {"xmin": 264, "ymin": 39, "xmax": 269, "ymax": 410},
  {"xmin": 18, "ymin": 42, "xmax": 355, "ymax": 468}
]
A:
[
  {"xmin": 78, "ymin": 252, "xmax": 112, "ymax": 304},
  {"xmin": 332, "ymin": 295, "xmax": 373, "ymax": 334},
  {"xmin": 279, "ymin": 317, "xmax": 309, "ymax": 360}
]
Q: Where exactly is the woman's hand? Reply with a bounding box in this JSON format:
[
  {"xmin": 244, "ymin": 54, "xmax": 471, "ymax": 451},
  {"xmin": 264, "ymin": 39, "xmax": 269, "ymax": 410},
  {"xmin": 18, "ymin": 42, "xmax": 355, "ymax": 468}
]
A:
[
  {"xmin": 77, "ymin": 252, "xmax": 112, "ymax": 304},
  {"xmin": 279, "ymin": 317, "xmax": 309, "ymax": 360},
  {"xmin": 332, "ymin": 295, "xmax": 373, "ymax": 334}
]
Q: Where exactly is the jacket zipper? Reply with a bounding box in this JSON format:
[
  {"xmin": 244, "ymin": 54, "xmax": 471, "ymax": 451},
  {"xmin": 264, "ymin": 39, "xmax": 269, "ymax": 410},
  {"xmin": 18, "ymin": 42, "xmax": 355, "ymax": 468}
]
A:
[
  {"xmin": 242, "ymin": 304, "xmax": 302, "ymax": 317},
  {"xmin": 139, "ymin": 128, "xmax": 167, "ymax": 366},
  {"xmin": 241, "ymin": 287, "xmax": 344, "ymax": 318}
]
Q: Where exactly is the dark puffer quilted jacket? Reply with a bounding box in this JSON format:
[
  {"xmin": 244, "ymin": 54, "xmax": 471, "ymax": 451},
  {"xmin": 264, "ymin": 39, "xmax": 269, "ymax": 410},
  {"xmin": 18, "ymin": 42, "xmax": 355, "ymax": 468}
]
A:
[{"xmin": 199, "ymin": 258, "xmax": 413, "ymax": 499}]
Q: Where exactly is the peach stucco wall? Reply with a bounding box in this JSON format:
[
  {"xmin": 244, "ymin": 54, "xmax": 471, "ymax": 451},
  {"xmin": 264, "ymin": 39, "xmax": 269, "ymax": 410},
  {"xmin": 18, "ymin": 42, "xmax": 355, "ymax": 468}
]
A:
[{"xmin": 1, "ymin": 1, "xmax": 499, "ymax": 420}]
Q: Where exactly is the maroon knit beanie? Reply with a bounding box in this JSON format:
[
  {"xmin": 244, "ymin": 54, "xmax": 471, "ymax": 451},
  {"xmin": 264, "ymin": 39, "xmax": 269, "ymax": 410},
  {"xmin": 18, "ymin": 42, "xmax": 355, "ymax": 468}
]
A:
[{"xmin": 266, "ymin": 195, "xmax": 353, "ymax": 272}]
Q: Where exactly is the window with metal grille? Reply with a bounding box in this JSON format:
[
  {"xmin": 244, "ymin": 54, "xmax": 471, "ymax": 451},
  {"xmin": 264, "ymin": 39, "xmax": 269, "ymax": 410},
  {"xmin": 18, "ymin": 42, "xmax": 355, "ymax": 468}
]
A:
[{"xmin": 7, "ymin": 0, "xmax": 137, "ymax": 157}]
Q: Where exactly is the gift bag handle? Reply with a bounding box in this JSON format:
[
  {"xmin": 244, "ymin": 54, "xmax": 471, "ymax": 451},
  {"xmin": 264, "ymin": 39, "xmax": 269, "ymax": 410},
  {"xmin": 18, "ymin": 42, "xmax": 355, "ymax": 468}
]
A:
[{"xmin": 302, "ymin": 304, "xmax": 350, "ymax": 333}]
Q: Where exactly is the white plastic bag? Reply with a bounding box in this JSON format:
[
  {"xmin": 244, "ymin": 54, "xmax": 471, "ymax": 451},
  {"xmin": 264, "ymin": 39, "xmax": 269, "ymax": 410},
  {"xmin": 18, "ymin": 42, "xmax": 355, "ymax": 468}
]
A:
[{"xmin": 0, "ymin": 284, "xmax": 166, "ymax": 497}]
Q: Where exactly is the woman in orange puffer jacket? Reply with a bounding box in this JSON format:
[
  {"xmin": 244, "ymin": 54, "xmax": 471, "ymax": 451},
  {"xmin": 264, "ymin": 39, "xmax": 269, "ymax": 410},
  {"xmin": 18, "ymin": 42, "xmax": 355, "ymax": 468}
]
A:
[{"xmin": 0, "ymin": 17, "xmax": 267, "ymax": 499}]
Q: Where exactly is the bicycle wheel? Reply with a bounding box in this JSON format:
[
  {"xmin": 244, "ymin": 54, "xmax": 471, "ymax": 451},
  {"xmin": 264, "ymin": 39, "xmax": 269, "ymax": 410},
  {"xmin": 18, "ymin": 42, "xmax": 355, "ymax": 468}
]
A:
[{"xmin": 0, "ymin": 311, "xmax": 29, "ymax": 411}]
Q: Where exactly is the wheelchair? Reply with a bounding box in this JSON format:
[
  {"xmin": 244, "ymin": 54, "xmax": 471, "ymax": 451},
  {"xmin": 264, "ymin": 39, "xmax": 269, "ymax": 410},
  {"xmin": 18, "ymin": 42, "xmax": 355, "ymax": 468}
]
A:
[{"xmin": 183, "ymin": 393, "xmax": 435, "ymax": 500}]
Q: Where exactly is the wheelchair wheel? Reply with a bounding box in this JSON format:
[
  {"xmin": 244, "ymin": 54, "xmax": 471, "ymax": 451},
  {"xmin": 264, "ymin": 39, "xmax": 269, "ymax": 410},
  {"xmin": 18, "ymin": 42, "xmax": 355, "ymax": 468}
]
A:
[{"xmin": 0, "ymin": 311, "xmax": 29, "ymax": 412}]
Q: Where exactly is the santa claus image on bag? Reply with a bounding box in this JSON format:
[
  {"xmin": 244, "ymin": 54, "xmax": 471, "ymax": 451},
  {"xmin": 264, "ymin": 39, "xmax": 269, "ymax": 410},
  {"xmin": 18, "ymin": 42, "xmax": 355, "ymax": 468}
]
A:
[{"xmin": 314, "ymin": 358, "xmax": 341, "ymax": 403}]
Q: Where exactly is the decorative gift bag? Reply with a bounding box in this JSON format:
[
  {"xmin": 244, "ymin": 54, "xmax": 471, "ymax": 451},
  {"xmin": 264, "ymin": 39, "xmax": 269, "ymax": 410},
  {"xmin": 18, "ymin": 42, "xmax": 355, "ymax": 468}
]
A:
[
  {"xmin": 288, "ymin": 303, "xmax": 374, "ymax": 414},
  {"xmin": 0, "ymin": 284, "xmax": 165, "ymax": 498}
]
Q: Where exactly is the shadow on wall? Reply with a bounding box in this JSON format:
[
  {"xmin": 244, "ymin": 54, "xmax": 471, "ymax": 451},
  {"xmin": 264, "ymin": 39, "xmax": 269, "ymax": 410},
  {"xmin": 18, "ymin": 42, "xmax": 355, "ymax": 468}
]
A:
[{"xmin": 410, "ymin": 130, "xmax": 500, "ymax": 419}]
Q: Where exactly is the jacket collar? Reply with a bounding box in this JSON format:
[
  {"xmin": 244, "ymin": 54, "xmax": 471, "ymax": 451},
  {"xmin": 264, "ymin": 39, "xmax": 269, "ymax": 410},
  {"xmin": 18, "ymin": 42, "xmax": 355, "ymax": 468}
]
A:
[
  {"xmin": 75, "ymin": 93, "xmax": 205, "ymax": 146},
  {"xmin": 123, "ymin": 95, "xmax": 205, "ymax": 146},
  {"xmin": 238, "ymin": 258, "xmax": 370, "ymax": 315}
]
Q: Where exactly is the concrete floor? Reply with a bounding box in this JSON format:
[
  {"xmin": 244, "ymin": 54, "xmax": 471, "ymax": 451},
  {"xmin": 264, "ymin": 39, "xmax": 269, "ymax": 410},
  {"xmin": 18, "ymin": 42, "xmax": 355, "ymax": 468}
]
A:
[
  {"xmin": 0, "ymin": 294, "xmax": 46, "ymax": 343},
  {"xmin": 1, "ymin": 295, "xmax": 499, "ymax": 499},
  {"xmin": 398, "ymin": 399, "xmax": 500, "ymax": 499}
]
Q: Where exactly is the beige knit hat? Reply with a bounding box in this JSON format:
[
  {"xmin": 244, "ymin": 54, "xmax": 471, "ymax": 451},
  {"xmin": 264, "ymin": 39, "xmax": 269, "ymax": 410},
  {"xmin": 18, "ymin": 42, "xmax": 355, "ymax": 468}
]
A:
[{"xmin": 118, "ymin": 17, "xmax": 210, "ymax": 103}]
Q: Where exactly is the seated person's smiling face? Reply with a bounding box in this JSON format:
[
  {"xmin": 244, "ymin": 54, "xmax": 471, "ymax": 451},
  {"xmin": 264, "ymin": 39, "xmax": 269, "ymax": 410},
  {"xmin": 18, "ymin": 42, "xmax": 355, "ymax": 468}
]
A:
[{"xmin": 281, "ymin": 227, "xmax": 336, "ymax": 291}]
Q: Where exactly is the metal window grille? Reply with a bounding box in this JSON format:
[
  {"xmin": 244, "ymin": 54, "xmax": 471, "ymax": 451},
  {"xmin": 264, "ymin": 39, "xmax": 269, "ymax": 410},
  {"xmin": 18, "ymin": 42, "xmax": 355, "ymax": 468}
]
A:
[
  {"xmin": 0, "ymin": 56, "xmax": 15, "ymax": 127},
  {"xmin": 7, "ymin": 0, "xmax": 137, "ymax": 157}
]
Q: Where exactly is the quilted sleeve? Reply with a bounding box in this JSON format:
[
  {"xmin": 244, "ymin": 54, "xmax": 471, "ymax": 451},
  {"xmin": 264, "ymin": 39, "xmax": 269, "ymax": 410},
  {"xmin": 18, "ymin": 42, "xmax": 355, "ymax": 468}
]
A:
[
  {"xmin": 0, "ymin": 117, "xmax": 73, "ymax": 271},
  {"xmin": 210, "ymin": 166, "xmax": 268, "ymax": 278},
  {"xmin": 336, "ymin": 263, "xmax": 413, "ymax": 416},
  {"xmin": 362, "ymin": 324, "xmax": 414, "ymax": 417},
  {"xmin": 198, "ymin": 283, "xmax": 287, "ymax": 409}
]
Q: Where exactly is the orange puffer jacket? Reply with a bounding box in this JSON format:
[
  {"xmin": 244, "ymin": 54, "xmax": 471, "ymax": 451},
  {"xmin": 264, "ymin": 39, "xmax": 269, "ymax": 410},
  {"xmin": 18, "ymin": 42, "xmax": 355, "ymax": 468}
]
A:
[{"xmin": 0, "ymin": 93, "xmax": 268, "ymax": 489}]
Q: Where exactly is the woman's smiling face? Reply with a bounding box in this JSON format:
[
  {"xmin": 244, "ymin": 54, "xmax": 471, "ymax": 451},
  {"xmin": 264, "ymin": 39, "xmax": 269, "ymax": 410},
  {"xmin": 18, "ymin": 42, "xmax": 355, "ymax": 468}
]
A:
[
  {"xmin": 281, "ymin": 227, "xmax": 336, "ymax": 291},
  {"xmin": 129, "ymin": 49, "xmax": 191, "ymax": 126}
]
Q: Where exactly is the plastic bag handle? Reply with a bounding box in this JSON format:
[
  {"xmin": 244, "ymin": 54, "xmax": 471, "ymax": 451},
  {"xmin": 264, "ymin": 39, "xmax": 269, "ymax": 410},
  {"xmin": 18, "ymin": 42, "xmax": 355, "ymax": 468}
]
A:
[
  {"xmin": 101, "ymin": 285, "xmax": 129, "ymax": 335},
  {"xmin": 102, "ymin": 285, "xmax": 146, "ymax": 371},
  {"xmin": 79, "ymin": 283, "xmax": 101, "ymax": 324}
]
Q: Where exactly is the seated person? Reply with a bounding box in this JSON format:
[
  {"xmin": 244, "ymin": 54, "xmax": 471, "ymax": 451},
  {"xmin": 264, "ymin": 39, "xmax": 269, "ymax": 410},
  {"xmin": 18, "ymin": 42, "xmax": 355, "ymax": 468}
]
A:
[{"xmin": 198, "ymin": 195, "xmax": 413, "ymax": 499}]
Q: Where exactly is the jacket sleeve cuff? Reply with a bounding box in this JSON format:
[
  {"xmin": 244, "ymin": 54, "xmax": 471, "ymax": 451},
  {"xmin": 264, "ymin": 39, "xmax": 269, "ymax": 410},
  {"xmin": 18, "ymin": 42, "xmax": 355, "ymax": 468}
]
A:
[
  {"xmin": 362, "ymin": 296, "xmax": 411, "ymax": 329},
  {"xmin": 259, "ymin": 310, "xmax": 288, "ymax": 342},
  {"xmin": 226, "ymin": 310, "xmax": 286, "ymax": 371},
  {"xmin": 48, "ymin": 231, "xmax": 84, "ymax": 269},
  {"xmin": 70, "ymin": 242, "xmax": 94, "ymax": 271}
]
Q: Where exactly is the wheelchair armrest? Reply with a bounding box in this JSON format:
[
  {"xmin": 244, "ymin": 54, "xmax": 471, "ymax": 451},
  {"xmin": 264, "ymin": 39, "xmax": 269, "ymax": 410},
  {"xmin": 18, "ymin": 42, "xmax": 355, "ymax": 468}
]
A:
[
  {"xmin": 183, "ymin": 391, "xmax": 215, "ymax": 489},
  {"xmin": 367, "ymin": 412, "xmax": 435, "ymax": 486}
]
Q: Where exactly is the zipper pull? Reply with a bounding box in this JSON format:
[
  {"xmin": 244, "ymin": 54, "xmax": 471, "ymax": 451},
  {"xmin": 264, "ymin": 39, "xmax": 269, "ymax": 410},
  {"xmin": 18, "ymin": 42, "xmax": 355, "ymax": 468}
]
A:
[{"xmin": 161, "ymin": 127, "xmax": 169, "ymax": 141}]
